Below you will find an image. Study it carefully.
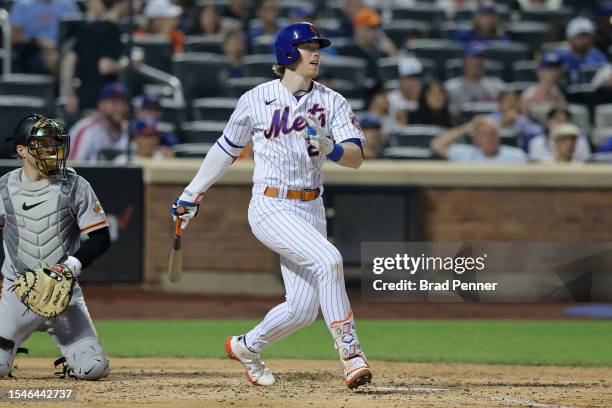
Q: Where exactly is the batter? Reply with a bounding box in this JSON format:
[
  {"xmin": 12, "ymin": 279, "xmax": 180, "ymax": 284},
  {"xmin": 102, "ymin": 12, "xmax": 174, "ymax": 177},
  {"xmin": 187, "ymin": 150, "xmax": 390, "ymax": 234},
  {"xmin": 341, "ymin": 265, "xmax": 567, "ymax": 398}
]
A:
[{"xmin": 172, "ymin": 22, "xmax": 372, "ymax": 389}]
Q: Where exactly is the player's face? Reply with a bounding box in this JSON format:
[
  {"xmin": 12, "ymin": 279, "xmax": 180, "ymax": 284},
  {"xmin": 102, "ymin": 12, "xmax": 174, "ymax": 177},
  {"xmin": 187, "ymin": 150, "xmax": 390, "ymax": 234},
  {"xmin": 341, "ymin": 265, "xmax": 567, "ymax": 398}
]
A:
[{"xmin": 294, "ymin": 41, "xmax": 321, "ymax": 79}]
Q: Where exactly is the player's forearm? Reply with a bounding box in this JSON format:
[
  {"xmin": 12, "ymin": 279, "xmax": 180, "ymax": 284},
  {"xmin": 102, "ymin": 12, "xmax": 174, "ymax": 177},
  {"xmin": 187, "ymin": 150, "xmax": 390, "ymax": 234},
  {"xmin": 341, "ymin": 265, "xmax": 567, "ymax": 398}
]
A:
[
  {"xmin": 335, "ymin": 143, "xmax": 363, "ymax": 169},
  {"xmin": 181, "ymin": 141, "xmax": 235, "ymax": 200},
  {"xmin": 65, "ymin": 226, "xmax": 111, "ymax": 276}
]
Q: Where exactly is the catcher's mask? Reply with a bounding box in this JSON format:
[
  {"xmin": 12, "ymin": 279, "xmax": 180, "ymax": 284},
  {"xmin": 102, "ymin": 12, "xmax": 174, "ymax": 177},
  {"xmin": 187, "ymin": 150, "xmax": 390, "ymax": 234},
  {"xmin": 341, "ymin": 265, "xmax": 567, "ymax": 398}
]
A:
[{"xmin": 13, "ymin": 114, "xmax": 70, "ymax": 180}]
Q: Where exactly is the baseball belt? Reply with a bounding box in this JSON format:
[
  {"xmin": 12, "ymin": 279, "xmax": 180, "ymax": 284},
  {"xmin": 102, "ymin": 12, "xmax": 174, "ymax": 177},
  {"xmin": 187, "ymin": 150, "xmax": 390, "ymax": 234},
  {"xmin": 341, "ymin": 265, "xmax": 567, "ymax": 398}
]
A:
[{"xmin": 264, "ymin": 186, "xmax": 320, "ymax": 201}]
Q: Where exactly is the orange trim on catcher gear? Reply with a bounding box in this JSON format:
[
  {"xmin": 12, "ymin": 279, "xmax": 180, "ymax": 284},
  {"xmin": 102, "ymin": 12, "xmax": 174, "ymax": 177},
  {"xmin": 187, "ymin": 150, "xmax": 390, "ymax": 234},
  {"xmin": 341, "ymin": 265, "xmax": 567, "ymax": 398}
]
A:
[
  {"xmin": 80, "ymin": 220, "xmax": 109, "ymax": 233},
  {"xmin": 330, "ymin": 309, "xmax": 353, "ymax": 327}
]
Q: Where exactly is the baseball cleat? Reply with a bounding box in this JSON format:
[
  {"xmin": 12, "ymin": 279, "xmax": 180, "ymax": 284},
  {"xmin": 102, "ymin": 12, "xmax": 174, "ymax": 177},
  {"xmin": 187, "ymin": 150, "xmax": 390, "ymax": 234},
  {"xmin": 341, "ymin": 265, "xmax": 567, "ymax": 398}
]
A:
[
  {"xmin": 342, "ymin": 355, "xmax": 372, "ymax": 389},
  {"xmin": 224, "ymin": 335, "xmax": 275, "ymax": 386}
]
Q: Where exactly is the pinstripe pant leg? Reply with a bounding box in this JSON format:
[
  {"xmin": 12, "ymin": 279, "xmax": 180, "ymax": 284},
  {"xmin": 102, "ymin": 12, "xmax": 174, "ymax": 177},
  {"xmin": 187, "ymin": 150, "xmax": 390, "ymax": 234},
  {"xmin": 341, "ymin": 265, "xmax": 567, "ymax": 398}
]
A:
[{"xmin": 244, "ymin": 197, "xmax": 352, "ymax": 352}]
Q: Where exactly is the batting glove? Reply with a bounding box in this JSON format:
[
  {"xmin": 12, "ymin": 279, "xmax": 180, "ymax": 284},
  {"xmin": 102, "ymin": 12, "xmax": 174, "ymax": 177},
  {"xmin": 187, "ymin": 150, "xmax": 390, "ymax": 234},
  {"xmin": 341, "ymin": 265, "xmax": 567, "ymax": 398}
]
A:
[
  {"xmin": 171, "ymin": 190, "xmax": 203, "ymax": 229},
  {"xmin": 300, "ymin": 115, "xmax": 334, "ymax": 155}
]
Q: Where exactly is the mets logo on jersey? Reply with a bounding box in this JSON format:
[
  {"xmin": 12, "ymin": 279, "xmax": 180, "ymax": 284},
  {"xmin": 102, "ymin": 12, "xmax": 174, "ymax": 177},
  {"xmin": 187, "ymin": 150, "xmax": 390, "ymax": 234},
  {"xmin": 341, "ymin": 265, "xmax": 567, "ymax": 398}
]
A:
[
  {"xmin": 350, "ymin": 112, "xmax": 361, "ymax": 131},
  {"xmin": 264, "ymin": 104, "xmax": 326, "ymax": 139}
]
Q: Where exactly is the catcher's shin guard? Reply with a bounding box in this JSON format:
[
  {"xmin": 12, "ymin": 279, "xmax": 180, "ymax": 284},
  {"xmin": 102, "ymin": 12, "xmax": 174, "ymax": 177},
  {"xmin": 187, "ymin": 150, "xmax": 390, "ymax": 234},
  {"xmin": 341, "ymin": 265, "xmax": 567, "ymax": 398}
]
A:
[
  {"xmin": 0, "ymin": 337, "xmax": 14, "ymax": 377},
  {"xmin": 330, "ymin": 310, "xmax": 372, "ymax": 389}
]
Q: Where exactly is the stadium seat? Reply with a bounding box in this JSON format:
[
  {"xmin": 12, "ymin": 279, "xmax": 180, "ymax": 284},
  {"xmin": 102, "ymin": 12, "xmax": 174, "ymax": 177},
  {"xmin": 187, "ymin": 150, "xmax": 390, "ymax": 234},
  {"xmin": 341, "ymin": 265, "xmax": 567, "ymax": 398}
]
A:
[
  {"xmin": 242, "ymin": 54, "xmax": 276, "ymax": 78},
  {"xmin": 595, "ymin": 105, "xmax": 612, "ymax": 128},
  {"xmin": 180, "ymin": 121, "xmax": 226, "ymax": 144},
  {"xmin": 540, "ymin": 41, "xmax": 567, "ymax": 55},
  {"xmin": 226, "ymin": 77, "xmax": 270, "ymax": 98},
  {"xmin": 437, "ymin": 21, "xmax": 470, "ymax": 40},
  {"xmin": 392, "ymin": 4, "xmax": 446, "ymax": 23},
  {"xmin": 505, "ymin": 21, "xmax": 549, "ymax": 52},
  {"xmin": 445, "ymin": 58, "xmax": 503, "ymax": 82},
  {"xmin": 377, "ymin": 57, "xmax": 435, "ymax": 81},
  {"xmin": 128, "ymin": 35, "xmax": 173, "ymax": 73},
  {"xmin": 183, "ymin": 35, "xmax": 224, "ymax": 54},
  {"xmin": 172, "ymin": 143, "xmax": 214, "ymax": 158},
  {"xmin": 327, "ymin": 37, "xmax": 356, "ymax": 56},
  {"xmin": 578, "ymin": 66, "xmax": 600, "ymax": 84},
  {"xmin": 482, "ymin": 43, "xmax": 530, "ymax": 82},
  {"xmin": 382, "ymin": 20, "xmax": 431, "ymax": 48},
  {"xmin": 498, "ymin": 127, "xmax": 519, "ymax": 147},
  {"xmin": 252, "ymin": 34, "xmax": 275, "ymax": 55},
  {"xmin": 192, "ymin": 98, "xmax": 238, "ymax": 122},
  {"xmin": 566, "ymin": 84, "xmax": 593, "ymax": 105},
  {"xmin": 172, "ymin": 52, "xmax": 229, "ymax": 100},
  {"xmin": 592, "ymin": 127, "xmax": 612, "ymax": 147},
  {"xmin": 459, "ymin": 102, "xmax": 498, "ymax": 122},
  {"xmin": 455, "ymin": 4, "xmax": 510, "ymax": 22},
  {"xmin": 528, "ymin": 103, "xmax": 553, "ymax": 125},
  {"xmin": 158, "ymin": 98, "xmax": 188, "ymax": 127},
  {"xmin": 512, "ymin": 60, "xmax": 538, "ymax": 82},
  {"xmin": 382, "ymin": 146, "xmax": 435, "ymax": 160},
  {"xmin": 407, "ymin": 39, "xmax": 464, "ymax": 80},
  {"xmin": 347, "ymin": 98, "xmax": 365, "ymax": 112},
  {"xmin": 389, "ymin": 125, "xmax": 446, "ymax": 148},
  {"xmin": 520, "ymin": 7, "xmax": 573, "ymax": 24},
  {"xmin": 568, "ymin": 104, "xmax": 590, "ymax": 132},
  {"xmin": 0, "ymin": 74, "xmax": 54, "ymax": 109},
  {"xmin": 317, "ymin": 18, "xmax": 341, "ymax": 36},
  {"xmin": 322, "ymin": 78, "xmax": 362, "ymax": 99},
  {"xmin": 318, "ymin": 55, "xmax": 368, "ymax": 85},
  {"xmin": 0, "ymin": 96, "xmax": 49, "ymax": 158}
]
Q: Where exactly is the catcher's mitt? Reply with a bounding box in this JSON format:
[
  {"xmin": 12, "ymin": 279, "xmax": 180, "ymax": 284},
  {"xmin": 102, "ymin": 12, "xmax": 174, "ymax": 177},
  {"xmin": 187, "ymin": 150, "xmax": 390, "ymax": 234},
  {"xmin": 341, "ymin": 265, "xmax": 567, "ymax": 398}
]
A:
[{"xmin": 10, "ymin": 264, "xmax": 75, "ymax": 318}]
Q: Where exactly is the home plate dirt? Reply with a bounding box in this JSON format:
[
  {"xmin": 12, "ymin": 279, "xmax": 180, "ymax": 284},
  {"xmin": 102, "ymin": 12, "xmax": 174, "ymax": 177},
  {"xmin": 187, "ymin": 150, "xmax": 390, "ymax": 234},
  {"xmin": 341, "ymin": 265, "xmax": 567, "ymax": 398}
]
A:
[{"xmin": 2, "ymin": 358, "xmax": 611, "ymax": 408}]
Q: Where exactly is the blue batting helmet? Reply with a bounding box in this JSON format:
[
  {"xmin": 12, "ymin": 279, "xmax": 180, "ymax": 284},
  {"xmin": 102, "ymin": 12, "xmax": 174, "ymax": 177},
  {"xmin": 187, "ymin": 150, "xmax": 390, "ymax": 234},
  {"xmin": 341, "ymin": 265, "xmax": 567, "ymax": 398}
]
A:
[{"xmin": 275, "ymin": 22, "xmax": 331, "ymax": 65}]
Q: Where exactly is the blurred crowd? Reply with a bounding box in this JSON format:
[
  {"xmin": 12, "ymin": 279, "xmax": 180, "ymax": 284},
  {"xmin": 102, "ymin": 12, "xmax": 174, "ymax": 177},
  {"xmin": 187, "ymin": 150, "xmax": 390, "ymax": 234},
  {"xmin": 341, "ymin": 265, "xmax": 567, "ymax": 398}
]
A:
[{"xmin": 1, "ymin": 0, "xmax": 612, "ymax": 164}]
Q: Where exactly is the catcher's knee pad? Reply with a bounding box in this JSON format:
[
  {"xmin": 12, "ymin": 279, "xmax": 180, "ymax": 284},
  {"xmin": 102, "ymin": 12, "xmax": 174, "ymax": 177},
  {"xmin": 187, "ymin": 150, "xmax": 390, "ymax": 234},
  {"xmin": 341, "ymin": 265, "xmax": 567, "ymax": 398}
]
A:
[
  {"xmin": 0, "ymin": 337, "xmax": 15, "ymax": 377},
  {"xmin": 64, "ymin": 338, "xmax": 110, "ymax": 380}
]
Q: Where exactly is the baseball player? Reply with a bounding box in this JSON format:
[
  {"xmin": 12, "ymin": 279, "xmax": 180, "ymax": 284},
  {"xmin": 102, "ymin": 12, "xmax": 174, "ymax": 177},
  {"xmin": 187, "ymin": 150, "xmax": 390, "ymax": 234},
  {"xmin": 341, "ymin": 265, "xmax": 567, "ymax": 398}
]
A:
[
  {"xmin": 0, "ymin": 114, "xmax": 111, "ymax": 380},
  {"xmin": 172, "ymin": 22, "xmax": 372, "ymax": 389}
]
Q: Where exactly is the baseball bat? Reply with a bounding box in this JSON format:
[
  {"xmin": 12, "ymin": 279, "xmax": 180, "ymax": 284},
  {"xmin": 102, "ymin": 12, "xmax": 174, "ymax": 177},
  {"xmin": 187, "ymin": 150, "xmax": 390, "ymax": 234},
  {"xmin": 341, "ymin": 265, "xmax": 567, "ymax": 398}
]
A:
[{"xmin": 168, "ymin": 218, "xmax": 183, "ymax": 283}]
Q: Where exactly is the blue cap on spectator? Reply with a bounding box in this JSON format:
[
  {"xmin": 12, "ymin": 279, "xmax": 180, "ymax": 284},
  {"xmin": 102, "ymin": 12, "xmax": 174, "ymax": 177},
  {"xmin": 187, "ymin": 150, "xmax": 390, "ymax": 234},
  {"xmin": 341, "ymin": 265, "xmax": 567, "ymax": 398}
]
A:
[
  {"xmin": 539, "ymin": 53, "xmax": 562, "ymax": 69},
  {"xmin": 99, "ymin": 82, "xmax": 128, "ymax": 101},
  {"xmin": 597, "ymin": 2, "xmax": 612, "ymax": 18},
  {"xmin": 477, "ymin": 1, "xmax": 495, "ymax": 14},
  {"xmin": 289, "ymin": 4, "xmax": 315, "ymax": 19},
  {"xmin": 136, "ymin": 93, "xmax": 161, "ymax": 111},
  {"xmin": 359, "ymin": 113, "xmax": 382, "ymax": 130},
  {"xmin": 131, "ymin": 117, "xmax": 159, "ymax": 136},
  {"xmin": 464, "ymin": 42, "xmax": 486, "ymax": 57}
]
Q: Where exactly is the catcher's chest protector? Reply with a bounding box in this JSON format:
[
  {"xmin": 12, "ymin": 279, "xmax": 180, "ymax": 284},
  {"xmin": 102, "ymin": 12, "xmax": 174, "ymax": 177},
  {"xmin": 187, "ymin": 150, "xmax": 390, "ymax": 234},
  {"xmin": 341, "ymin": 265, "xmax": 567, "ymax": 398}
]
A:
[{"xmin": 0, "ymin": 169, "xmax": 79, "ymax": 279}]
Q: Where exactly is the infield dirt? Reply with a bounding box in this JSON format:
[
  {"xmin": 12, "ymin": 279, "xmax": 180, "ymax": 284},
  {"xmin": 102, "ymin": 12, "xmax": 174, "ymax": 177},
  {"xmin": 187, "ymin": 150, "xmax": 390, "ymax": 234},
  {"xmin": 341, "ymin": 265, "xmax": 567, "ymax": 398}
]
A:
[{"xmin": 2, "ymin": 358, "xmax": 611, "ymax": 408}]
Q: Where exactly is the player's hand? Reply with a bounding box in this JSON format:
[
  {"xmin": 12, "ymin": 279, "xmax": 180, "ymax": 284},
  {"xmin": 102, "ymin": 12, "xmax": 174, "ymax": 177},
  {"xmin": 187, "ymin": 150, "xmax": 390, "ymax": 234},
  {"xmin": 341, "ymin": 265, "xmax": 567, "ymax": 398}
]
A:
[
  {"xmin": 300, "ymin": 115, "xmax": 334, "ymax": 155},
  {"xmin": 171, "ymin": 191, "xmax": 203, "ymax": 229}
]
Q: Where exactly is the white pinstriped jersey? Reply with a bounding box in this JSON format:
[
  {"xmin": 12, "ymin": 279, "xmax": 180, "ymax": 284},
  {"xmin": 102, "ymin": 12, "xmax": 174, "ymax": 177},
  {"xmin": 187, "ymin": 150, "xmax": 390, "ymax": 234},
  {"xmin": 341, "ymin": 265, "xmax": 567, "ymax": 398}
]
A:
[{"xmin": 217, "ymin": 79, "xmax": 365, "ymax": 189}]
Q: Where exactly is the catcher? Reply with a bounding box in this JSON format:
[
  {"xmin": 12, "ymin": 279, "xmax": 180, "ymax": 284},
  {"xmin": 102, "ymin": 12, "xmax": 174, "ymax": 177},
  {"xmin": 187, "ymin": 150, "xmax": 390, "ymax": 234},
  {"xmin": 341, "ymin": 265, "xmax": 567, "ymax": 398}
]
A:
[{"xmin": 0, "ymin": 114, "xmax": 111, "ymax": 380}]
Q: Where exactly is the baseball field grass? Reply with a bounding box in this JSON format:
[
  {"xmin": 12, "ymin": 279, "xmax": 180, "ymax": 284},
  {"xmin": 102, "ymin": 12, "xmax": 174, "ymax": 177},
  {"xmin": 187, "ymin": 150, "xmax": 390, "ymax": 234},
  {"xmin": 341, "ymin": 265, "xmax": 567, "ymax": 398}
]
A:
[{"xmin": 20, "ymin": 319, "xmax": 612, "ymax": 366}]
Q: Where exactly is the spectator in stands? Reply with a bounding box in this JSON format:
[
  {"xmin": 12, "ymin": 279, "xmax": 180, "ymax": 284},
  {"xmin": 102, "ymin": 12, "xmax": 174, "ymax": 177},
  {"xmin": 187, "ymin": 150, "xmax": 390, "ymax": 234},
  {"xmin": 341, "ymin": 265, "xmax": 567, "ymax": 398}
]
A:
[
  {"xmin": 333, "ymin": 0, "xmax": 363, "ymax": 38},
  {"xmin": 554, "ymin": 17, "xmax": 607, "ymax": 85},
  {"xmin": 64, "ymin": 0, "xmax": 128, "ymax": 114},
  {"xmin": 222, "ymin": 0, "xmax": 250, "ymax": 29},
  {"xmin": 360, "ymin": 114, "xmax": 385, "ymax": 159},
  {"xmin": 388, "ymin": 54, "xmax": 422, "ymax": 126},
  {"xmin": 223, "ymin": 30, "xmax": 247, "ymax": 78},
  {"xmin": 349, "ymin": 8, "xmax": 397, "ymax": 82},
  {"xmin": 130, "ymin": 117, "xmax": 175, "ymax": 160},
  {"xmin": 10, "ymin": 0, "xmax": 79, "ymax": 76},
  {"xmin": 135, "ymin": 93, "xmax": 180, "ymax": 147},
  {"xmin": 445, "ymin": 43, "xmax": 506, "ymax": 107},
  {"xmin": 514, "ymin": 0, "xmax": 564, "ymax": 11},
  {"xmin": 528, "ymin": 106, "xmax": 591, "ymax": 162},
  {"xmin": 519, "ymin": 53, "xmax": 566, "ymax": 115},
  {"xmin": 247, "ymin": 0, "xmax": 279, "ymax": 46},
  {"xmin": 140, "ymin": 0, "xmax": 185, "ymax": 54},
  {"xmin": 594, "ymin": 2, "xmax": 612, "ymax": 54},
  {"xmin": 287, "ymin": 4, "xmax": 315, "ymax": 24},
  {"xmin": 69, "ymin": 82, "xmax": 129, "ymax": 162},
  {"xmin": 408, "ymin": 80, "xmax": 457, "ymax": 128},
  {"xmin": 188, "ymin": 4, "xmax": 223, "ymax": 35},
  {"xmin": 491, "ymin": 89, "xmax": 543, "ymax": 150},
  {"xmin": 431, "ymin": 116, "xmax": 527, "ymax": 163},
  {"xmin": 540, "ymin": 123, "xmax": 586, "ymax": 164},
  {"xmin": 454, "ymin": 2, "xmax": 509, "ymax": 45},
  {"xmin": 365, "ymin": 83, "xmax": 393, "ymax": 137}
]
